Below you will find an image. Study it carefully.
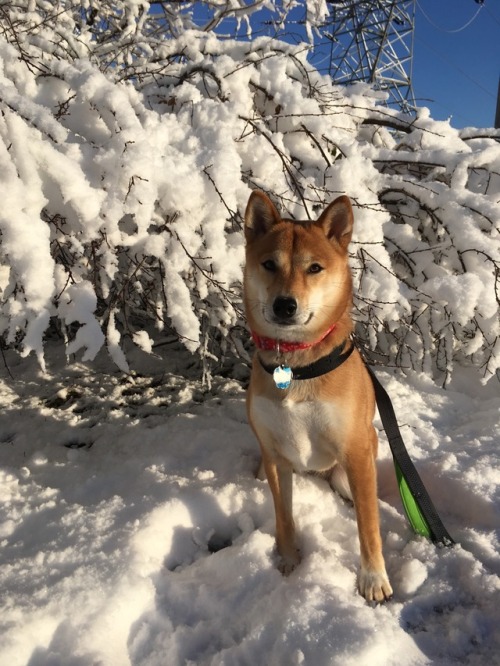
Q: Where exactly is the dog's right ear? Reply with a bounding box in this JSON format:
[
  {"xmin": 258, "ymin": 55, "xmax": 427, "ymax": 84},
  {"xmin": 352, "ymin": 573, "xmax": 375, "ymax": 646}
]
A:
[{"xmin": 244, "ymin": 191, "xmax": 281, "ymax": 241}]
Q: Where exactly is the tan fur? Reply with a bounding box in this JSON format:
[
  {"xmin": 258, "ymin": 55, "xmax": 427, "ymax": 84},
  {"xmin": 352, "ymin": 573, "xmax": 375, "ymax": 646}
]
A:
[{"xmin": 244, "ymin": 191, "xmax": 393, "ymax": 603}]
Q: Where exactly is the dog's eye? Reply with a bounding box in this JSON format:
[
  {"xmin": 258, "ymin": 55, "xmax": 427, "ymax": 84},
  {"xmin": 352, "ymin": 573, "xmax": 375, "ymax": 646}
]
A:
[
  {"xmin": 308, "ymin": 263, "xmax": 323, "ymax": 274},
  {"xmin": 262, "ymin": 259, "xmax": 277, "ymax": 272}
]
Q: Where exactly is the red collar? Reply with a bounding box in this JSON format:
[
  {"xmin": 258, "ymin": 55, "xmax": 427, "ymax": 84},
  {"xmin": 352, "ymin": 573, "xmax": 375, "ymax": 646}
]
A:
[{"xmin": 251, "ymin": 323, "xmax": 337, "ymax": 353}]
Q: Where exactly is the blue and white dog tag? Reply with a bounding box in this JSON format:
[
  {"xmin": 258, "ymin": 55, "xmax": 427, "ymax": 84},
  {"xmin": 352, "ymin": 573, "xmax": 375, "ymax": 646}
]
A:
[{"xmin": 273, "ymin": 365, "xmax": 293, "ymax": 390}]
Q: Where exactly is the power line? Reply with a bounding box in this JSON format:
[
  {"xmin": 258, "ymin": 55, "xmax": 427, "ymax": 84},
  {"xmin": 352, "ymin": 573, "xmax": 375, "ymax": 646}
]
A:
[
  {"xmin": 485, "ymin": 5, "xmax": 500, "ymax": 28},
  {"xmin": 415, "ymin": 0, "xmax": 484, "ymax": 34},
  {"xmin": 415, "ymin": 35, "xmax": 496, "ymax": 100}
]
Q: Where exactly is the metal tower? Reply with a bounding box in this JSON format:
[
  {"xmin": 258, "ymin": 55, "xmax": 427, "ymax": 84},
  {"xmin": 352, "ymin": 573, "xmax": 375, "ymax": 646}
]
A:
[{"xmin": 325, "ymin": 1, "xmax": 416, "ymax": 112}]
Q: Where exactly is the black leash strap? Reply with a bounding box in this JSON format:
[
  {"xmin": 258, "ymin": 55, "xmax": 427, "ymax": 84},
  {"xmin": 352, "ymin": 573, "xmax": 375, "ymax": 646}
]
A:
[{"xmin": 366, "ymin": 366, "xmax": 455, "ymax": 547}]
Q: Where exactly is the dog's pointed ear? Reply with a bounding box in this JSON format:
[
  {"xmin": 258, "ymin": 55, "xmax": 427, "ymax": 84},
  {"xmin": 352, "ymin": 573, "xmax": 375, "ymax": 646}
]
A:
[
  {"xmin": 317, "ymin": 196, "xmax": 354, "ymax": 250},
  {"xmin": 244, "ymin": 191, "xmax": 281, "ymax": 241}
]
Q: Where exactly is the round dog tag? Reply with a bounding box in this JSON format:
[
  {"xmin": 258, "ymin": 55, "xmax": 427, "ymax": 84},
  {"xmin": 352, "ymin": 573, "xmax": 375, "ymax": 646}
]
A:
[{"xmin": 273, "ymin": 365, "xmax": 293, "ymax": 390}]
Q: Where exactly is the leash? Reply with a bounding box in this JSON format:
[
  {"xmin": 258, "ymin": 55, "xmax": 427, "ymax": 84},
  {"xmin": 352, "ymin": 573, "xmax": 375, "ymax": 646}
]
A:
[
  {"xmin": 366, "ymin": 366, "xmax": 455, "ymax": 547},
  {"xmin": 255, "ymin": 335, "xmax": 455, "ymax": 546}
]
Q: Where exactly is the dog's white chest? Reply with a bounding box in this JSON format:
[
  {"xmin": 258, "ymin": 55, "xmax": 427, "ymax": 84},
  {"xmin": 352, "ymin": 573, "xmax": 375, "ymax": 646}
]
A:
[{"xmin": 251, "ymin": 396, "xmax": 343, "ymax": 472}]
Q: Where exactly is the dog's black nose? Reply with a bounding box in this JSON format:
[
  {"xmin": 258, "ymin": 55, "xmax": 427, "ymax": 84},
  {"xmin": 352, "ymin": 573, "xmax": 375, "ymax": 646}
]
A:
[{"xmin": 273, "ymin": 296, "xmax": 297, "ymax": 320}]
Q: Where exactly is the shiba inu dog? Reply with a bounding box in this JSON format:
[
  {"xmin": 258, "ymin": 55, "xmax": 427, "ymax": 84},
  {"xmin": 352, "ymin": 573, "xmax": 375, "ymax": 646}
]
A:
[{"xmin": 244, "ymin": 190, "xmax": 393, "ymax": 603}]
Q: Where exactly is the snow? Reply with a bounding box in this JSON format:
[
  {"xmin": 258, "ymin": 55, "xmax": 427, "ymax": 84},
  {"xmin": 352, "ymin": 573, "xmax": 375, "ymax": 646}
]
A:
[
  {"xmin": 59, "ymin": 282, "xmax": 106, "ymax": 363},
  {"xmin": 0, "ymin": 340, "xmax": 499, "ymax": 666}
]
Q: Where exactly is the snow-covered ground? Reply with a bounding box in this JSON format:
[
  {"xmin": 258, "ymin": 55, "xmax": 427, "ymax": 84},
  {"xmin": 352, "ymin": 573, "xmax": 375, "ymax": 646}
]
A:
[{"xmin": 0, "ymin": 338, "xmax": 499, "ymax": 666}]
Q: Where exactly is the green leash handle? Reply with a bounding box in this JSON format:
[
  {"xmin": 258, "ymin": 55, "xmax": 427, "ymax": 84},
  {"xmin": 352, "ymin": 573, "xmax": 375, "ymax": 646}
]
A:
[
  {"xmin": 394, "ymin": 461, "xmax": 432, "ymax": 539},
  {"xmin": 367, "ymin": 366, "xmax": 455, "ymax": 547}
]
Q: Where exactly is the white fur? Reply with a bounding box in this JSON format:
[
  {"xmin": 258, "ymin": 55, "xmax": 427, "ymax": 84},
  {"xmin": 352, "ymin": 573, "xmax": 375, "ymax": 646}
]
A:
[
  {"xmin": 329, "ymin": 464, "xmax": 353, "ymax": 501},
  {"xmin": 251, "ymin": 396, "xmax": 345, "ymax": 473}
]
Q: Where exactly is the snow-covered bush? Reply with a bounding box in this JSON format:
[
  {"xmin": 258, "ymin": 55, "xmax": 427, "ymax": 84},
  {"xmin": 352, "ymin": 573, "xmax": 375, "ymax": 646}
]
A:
[{"xmin": 0, "ymin": 2, "xmax": 499, "ymax": 384}]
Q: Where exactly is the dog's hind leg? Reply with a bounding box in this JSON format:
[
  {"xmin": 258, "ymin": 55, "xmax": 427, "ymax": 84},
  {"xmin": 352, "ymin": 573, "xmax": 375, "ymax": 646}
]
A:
[
  {"xmin": 255, "ymin": 457, "xmax": 266, "ymax": 480},
  {"xmin": 328, "ymin": 463, "xmax": 353, "ymax": 501}
]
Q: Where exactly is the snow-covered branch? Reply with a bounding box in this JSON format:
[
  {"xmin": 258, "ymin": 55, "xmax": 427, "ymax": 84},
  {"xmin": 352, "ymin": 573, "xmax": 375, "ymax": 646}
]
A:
[{"xmin": 0, "ymin": 5, "xmax": 499, "ymax": 385}]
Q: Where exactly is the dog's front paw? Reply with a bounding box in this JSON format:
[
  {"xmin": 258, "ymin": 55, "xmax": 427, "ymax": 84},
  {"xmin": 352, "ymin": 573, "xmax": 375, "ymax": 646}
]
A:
[
  {"xmin": 358, "ymin": 568, "xmax": 393, "ymax": 603},
  {"xmin": 277, "ymin": 549, "xmax": 301, "ymax": 576}
]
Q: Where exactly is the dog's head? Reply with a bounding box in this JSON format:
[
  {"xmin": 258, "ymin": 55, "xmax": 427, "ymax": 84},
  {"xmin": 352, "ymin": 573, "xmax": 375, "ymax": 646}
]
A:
[{"xmin": 243, "ymin": 191, "xmax": 354, "ymax": 342}]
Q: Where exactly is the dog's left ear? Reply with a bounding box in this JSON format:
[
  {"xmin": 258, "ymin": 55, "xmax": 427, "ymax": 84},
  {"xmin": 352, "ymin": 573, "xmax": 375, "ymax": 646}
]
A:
[
  {"xmin": 244, "ymin": 190, "xmax": 281, "ymax": 241},
  {"xmin": 317, "ymin": 195, "xmax": 354, "ymax": 250}
]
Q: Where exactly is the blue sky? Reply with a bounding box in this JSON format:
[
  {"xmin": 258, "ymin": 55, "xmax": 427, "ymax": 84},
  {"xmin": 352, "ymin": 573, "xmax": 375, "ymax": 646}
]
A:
[{"xmin": 413, "ymin": 0, "xmax": 499, "ymax": 128}]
